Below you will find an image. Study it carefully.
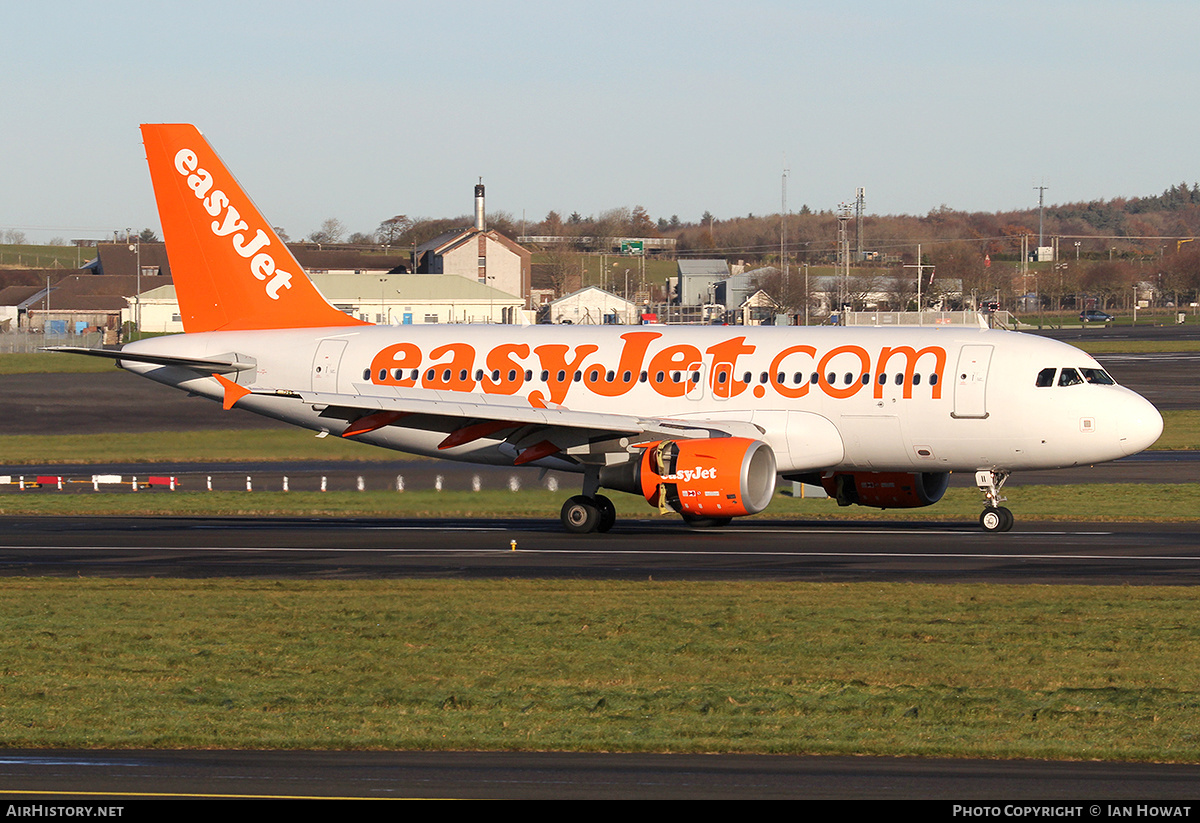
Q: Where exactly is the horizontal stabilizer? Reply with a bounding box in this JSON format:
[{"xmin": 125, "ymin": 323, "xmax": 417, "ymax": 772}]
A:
[{"xmin": 45, "ymin": 346, "xmax": 255, "ymax": 374}]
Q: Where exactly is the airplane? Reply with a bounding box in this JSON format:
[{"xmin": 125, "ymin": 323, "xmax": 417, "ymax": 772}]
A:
[{"xmin": 55, "ymin": 123, "xmax": 1163, "ymax": 534}]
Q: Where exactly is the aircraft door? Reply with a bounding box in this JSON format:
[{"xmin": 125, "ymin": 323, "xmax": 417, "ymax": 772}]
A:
[
  {"xmin": 711, "ymin": 362, "xmax": 734, "ymax": 400},
  {"xmin": 312, "ymin": 339, "xmax": 348, "ymax": 393},
  {"xmin": 952, "ymin": 344, "xmax": 993, "ymax": 419}
]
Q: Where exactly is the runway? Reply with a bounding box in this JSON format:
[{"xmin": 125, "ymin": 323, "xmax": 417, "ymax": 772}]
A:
[
  {"xmin": 2, "ymin": 748, "xmax": 1198, "ymax": 800},
  {"xmin": 3, "ymin": 515, "xmax": 1199, "ymax": 584}
]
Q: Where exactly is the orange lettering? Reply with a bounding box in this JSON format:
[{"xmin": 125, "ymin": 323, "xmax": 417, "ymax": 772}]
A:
[
  {"xmin": 482, "ymin": 343, "xmax": 530, "ymax": 396},
  {"xmin": 875, "ymin": 346, "xmax": 946, "ymax": 399},
  {"xmin": 423, "ymin": 343, "xmax": 477, "ymax": 391},
  {"xmin": 531, "ymin": 343, "xmax": 598, "ymax": 405},
  {"xmin": 647, "ymin": 344, "xmax": 703, "ymax": 398},
  {"xmin": 706, "ymin": 336, "xmax": 755, "ymax": 398},
  {"xmin": 817, "ymin": 345, "xmax": 870, "ymax": 399},
  {"xmin": 369, "ymin": 343, "xmax": 421, "ymax": 387},
  {"xmin": 769, "ymin": 344, "xmax": 816, "ymax": 398},
  {"xmin": 587, "ymin": 331, "xmax": 662, "ymax": 398}
]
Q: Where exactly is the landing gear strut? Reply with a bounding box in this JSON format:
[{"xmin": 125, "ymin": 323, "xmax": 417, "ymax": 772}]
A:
[{"xmin": 975, "ymin": 470, "xmax": 1013, "ymax": 533}]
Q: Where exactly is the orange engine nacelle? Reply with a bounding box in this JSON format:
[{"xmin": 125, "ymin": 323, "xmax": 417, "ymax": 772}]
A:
[
  {"xmin": 634, "ymin": 437, "xmax": 777, "ymax": 518},
  {"xmin": 820, "ymin": 471, "xmax": 950, "ymax": 509}
]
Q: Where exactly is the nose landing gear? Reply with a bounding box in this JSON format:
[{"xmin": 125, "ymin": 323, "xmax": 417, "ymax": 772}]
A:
[{"xmin": 975, "ymin": 469, "xmax": 1013, "ymax": 532}]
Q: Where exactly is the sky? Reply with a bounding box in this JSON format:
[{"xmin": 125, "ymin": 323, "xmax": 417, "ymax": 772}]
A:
[{"xmin": 3, "ymin": 0, "xmax": 1199, "ymax": 243}]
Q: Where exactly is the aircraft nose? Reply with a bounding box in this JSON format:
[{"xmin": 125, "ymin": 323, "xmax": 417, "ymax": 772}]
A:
[{"xmin": 1117, "ymin": 392, "xmax": 1163, "ymax": 456}]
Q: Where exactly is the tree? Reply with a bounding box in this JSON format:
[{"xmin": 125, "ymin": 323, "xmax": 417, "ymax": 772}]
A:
[
  {"xmin": 630, "ymin": 205, "xmax": 657, "ymax": 236},
  {"xmin": 377, "ymin": 215, "xmax": 412, "ymax": 245},
  {"xmin": 139, "ymin": 228, "xmax": 159, "ymax": 243},
  {"xmin": 308, "ymin": 217, "xmax": 346, "ymax": 244},
  {"xmin": 542, "ymin": 245, "xmax": 578, "ymax": 297}
]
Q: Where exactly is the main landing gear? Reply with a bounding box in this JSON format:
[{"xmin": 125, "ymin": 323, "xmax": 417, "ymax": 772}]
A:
[
  {"xmin": 560, "ymin": 494, "xmax": 616, "ymax": 534},
  {"xmin": 559, "ymin": 467, "xmax": 617, "ymax": 534},
  {"xmin": 975, "ymin": 469, "xmax": 1013, "ymax": 533}
]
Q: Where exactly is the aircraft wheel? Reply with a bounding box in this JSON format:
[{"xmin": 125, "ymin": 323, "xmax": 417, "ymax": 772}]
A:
[
  {"xmin": 594, "ymin": 495, "xmax": 617, "ymax": 533},
  {"xmin": 979, "ymin": 506, "xmax": 1014, "ymax": 533},
  {"xmin": 681, "ymin": 513, "xmax": 733, "ymax": 528},
  {"xmin": 561, "ymin": 495, "xmax": 601, "ymax": 534}
]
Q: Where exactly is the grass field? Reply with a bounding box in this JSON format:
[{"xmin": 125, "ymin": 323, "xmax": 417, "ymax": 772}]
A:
[
  {"xmin": 1, "ymin": 578, "xmax": 1198, "ymax": 760},
  {"xmin": 1, "ymin": 484, "xmax": 1197, "ymax": 521}
]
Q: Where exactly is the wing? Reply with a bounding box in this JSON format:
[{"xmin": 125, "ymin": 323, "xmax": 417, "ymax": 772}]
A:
[{"xmin": 233, "ymin": 381, "xmax": 766, "ymax": 467}]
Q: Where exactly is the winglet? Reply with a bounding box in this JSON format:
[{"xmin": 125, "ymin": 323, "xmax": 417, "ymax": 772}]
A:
[
  {"xmin": 140, "ymin": 124, "xmax": 368, "ymax": 333},
  {"xmin": 212, "ymin": 373, "xmax": 252, "ymax": 410}
]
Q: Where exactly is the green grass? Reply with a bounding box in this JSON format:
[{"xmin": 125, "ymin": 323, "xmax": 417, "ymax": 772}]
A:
[
  {"xmin": 1, "ymin": 484, "xmax": 1197, "ymax": 521},
  {"xmin": 0, "ymin": 429, "xmax": 405, "ymax": 464},
  {"xmin": 1073, "ymin": 340, "xmax": 1200, "ymax": 355},
  {"xmin": 0, "ymin": 578, "xmax": 1198, "ymax": 760},
  {"xmin": 0, "ymin": 244, "xmax": 91, "ymax": 269},
  {"xmin": 0, "ymin": 353, "xmax": 117, "ymax": 374}
]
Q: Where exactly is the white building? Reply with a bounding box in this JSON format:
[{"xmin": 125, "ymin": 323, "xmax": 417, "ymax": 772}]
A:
[
  {"xmin": 127, "ymin": 274, "xmax": 527, "ymax": 332},
  {"xmin": 547, "ymin": 286, "xmax": 641, "ymax": 325},
  {"xmin": 413, "ymin": 184, "xmax": 531, "ymax": 305}
]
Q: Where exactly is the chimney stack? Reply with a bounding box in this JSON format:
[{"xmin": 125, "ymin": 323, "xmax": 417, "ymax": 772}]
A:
[{"xmin": 474, "ymin": 181, "xmax": 486, "ymax": 232}]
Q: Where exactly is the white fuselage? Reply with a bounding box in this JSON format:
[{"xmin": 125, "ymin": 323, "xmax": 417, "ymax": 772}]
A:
[{"xmin": 121, "ymin": 323, "xmax": 1163, "ymax": 476}]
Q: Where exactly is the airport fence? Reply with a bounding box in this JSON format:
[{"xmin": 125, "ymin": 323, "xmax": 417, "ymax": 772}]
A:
[
  {"xmin": 838, "ymin": 310, "xmax": 1017, "ymax": 328},
  {"xmin": 0, "ymin": 331, "xmax": 104, "ymax": 353}
]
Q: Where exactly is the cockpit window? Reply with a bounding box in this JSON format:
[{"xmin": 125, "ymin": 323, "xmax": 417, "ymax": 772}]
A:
[
  {"xmin": 1081, "ymin": 368, "xmax": 1116, "ymax": 385},
  {"xmin": 1036, "ymin": 367, "xmax": 1056, "ymax": 388},
  {"xmin": 1058, "ymin": 368, "xmax": 1084, "ymax": 387}
]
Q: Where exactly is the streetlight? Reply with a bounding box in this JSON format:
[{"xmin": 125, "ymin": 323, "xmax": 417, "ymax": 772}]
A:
[{"xmin": 127, "ymin": 229, "xmax": 140, "ymax": 339}]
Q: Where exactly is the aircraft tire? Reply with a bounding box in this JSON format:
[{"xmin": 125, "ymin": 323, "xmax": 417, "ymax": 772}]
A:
[
  {"xmin": 561, "ymin": 495, "xmax": 601, "ymax": 534},
  {"xmin": 979, "ymin": 506, "xmax": 1014, "ymax": 533},
  {"xmin": 594, "ymin": 495, "xmax": 617, "ymax": 533}
]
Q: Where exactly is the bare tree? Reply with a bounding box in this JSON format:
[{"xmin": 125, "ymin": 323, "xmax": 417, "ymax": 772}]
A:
[
  {"xmin": 308, "ymin": 217, "xmax": 346, "ymax": 244},
  {"xmin": 377, "ymin": 215, "xmax": 412, "ymax": 245}
]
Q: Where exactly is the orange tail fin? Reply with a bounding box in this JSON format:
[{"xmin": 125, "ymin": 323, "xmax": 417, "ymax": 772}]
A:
[{"xmin": 140, "ymin": 124, "xmax": 367, "ymax": 333}]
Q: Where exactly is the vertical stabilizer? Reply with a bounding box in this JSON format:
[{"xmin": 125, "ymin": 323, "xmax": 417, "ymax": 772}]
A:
[{"xmin": 140, "ymin": 123, "xmax": 367, "ymax": 332}]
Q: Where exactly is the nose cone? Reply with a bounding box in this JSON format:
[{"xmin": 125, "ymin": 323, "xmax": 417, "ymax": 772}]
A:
[{"xmin": 1117, "ymin": 392, "xmax": 1164, "ymax": 456}]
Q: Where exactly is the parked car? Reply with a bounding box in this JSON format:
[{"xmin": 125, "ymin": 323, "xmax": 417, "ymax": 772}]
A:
[{"xmin": 1080, "ymin": 310, "xmax": 1114, "ymax": 322}]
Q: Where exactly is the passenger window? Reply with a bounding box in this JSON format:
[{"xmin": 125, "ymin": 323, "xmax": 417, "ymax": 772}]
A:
[
  {"xmin": 1059, "ymin": 368, "xmax": 1083, "ymax": 387},
  {"xmin": 1036, "ymin": 368, "xmax": 1056, "ymax": 388}
]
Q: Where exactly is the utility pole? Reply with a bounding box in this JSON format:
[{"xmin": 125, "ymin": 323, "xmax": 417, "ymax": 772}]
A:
[
  {"xmin": 1034, "ymin": 183, "xmax": 1048, "ymax": 250},
  {"xmin": 781, "ymin": 166, "xmax": 789, "ymax": 310},
  {"xmin": 836, "ymin": 203, "xmax": 852, "ymax": 317},
  {"xmin": 903, "ymin": 244, "xmax": 933, "ymax": 326},
  {"xmin": 855, "ymin": 187, "xmax": 865, "ymax": 261}
]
